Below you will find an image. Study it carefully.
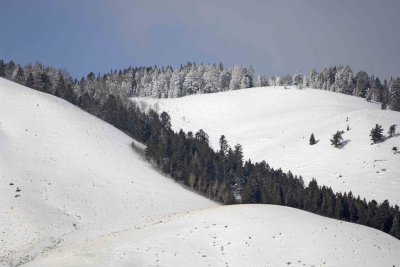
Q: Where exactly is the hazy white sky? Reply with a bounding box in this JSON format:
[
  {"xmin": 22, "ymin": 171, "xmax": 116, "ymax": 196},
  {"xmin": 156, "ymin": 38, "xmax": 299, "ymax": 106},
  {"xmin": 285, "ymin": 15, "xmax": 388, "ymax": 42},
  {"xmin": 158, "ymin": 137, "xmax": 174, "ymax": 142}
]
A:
[{"xmin": 1, "ymin": 0, "xmax": 399, "ymax": 78}]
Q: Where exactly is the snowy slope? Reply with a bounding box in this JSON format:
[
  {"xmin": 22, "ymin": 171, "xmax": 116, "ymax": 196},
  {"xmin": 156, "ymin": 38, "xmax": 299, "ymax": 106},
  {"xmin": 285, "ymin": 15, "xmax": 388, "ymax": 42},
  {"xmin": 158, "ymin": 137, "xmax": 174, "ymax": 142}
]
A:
[
  {"xmin": 0, "ymin": 78, "xmax": 216, "ymax": 266},
  {"xmin": 2, "ymin": 79, "xmax": 399, "ymax": 267},
  {"xmin": 134, "ymin": 87, "xmax": 400, "ymax": 205},
  {"xmin": 26, "ymin": 205, "xmax": 400, "ymax": 267}
]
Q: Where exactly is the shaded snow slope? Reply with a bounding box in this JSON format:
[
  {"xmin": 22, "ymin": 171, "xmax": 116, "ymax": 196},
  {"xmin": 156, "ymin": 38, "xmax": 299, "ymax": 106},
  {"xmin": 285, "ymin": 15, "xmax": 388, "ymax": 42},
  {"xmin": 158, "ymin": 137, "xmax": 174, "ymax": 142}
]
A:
[
  {"xmin": 0, "ymin": 78, "xmax": 216, "ymax": 266},
  {"xmin": 27, "ymin": 205, "xmax": 400, "ymax": 267},
  {"xmin": 134, "ymin": 87, "xmax": 400, "ymax": 205}
]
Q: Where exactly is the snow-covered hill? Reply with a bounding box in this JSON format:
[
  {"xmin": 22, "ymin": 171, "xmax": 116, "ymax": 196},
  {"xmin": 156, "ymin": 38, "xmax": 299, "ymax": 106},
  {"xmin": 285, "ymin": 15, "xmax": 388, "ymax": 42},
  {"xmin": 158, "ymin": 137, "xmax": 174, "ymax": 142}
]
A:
[
  {"xmin": 134, "ymin": 87, "xmax": 400, "ymax": 205},
  {"xmin": 0, "ymin": 78, "xmax": 216, "ymax": 266},
  {"xmin": 1, "ymin": 79, "xmax": 399, "ymax": 267},
  {"xmin": 26, "ymin": 205, "xmax": 400, "ymax": 267}
]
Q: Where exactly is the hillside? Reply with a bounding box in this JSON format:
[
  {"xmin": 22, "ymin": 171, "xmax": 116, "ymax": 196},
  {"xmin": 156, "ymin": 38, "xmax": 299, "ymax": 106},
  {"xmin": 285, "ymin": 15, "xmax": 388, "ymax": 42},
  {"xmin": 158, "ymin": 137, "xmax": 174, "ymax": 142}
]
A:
[
  {"xmin": 0, "ymin": 78, "xmax": 216, "ymax": 266},
  {"xmin": 26, "ymin": 205, "xmax": 400, "ymax": 267},
  {"xmin": 134, "ymin": 86, "xmax": 400, "ymax": 206},
  {"xmin": 1, "ymin": 79, "xmax": 399, "ymax": 267}
]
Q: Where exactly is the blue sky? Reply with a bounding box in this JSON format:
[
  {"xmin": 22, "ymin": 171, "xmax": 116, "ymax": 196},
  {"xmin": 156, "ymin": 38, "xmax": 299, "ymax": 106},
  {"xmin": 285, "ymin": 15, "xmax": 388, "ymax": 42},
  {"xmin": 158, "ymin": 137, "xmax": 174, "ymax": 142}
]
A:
[{"xmin": 1, "ymin": 0, "xmax": 399, "ymax": 79}]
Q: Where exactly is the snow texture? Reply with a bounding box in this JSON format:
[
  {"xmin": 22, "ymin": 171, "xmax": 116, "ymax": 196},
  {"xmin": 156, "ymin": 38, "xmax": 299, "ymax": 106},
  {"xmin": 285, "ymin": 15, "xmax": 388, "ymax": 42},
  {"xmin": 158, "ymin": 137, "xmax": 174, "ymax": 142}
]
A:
[
  {"xmin": 0, "ymin": 78, "xmax": 215, "ymax": 266},
  {"xmin": 134, "ymin": 86, "xmax": 400, "ymax": 206},
  {"xmin": 1, "ymin": 78, "xmax": 399, "ymax": 266}
]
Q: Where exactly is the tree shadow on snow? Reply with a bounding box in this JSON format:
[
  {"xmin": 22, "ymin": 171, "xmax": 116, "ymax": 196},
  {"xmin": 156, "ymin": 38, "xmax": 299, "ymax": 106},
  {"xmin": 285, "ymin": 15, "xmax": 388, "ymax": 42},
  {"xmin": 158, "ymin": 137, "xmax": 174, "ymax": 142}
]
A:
[{"xmin": 339, "ymin": 139, "xmax": 351, "ymax": 148}]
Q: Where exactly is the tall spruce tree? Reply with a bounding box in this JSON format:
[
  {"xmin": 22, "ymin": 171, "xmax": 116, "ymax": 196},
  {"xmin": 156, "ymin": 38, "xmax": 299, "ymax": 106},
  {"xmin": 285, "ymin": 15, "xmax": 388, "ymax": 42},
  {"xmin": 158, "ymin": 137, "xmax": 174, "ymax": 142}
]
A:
[
  {"xmin": 0, "ymin": 60, "xmax": 6, "ymax": 77},
  {"xmin": 390, "ymin": 78, "xmax": 400, "ymax": 111},
  {"xmin": 25, "ymin": 72, "xmax": 35, "ymax": 88},
  {"xmin": 370, "ymin": 124, "xmax": 384, "ymax": 144}
]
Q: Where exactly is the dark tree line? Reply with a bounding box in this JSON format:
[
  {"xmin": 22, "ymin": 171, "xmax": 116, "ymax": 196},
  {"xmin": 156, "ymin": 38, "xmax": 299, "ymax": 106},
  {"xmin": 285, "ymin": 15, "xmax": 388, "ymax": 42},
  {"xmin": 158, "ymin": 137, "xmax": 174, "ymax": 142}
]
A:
[{"xmin": 1, "ymin": 59, "xmax": 400, "ymax": 240}]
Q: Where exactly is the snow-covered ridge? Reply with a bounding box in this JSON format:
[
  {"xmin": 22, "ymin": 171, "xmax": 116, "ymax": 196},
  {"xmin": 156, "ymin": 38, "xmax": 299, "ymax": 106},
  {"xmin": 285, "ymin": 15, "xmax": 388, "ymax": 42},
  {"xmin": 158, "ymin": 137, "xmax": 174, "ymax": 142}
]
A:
[
  {"xmin": 133, "ymin": 86, "xmax": 400, "ymax": 206},
  {"xmin": 0, "ymin": 78, "xmax": 215, "ymax": 266}
]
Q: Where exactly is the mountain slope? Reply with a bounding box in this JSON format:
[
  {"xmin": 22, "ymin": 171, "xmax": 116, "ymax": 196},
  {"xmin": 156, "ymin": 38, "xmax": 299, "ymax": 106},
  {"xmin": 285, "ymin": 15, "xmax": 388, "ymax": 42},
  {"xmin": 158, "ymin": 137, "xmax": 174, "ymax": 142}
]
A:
[
  {"xmin": 0, "ymin": 78, "xmax": 216, "ymax": 266},
  {"xmin": 27, "ymin": 205, "xmax": 400, "ymax": 267},
  {"xmin": 1, "ymin": 79, "xmax": 399, "ymax": 267},
  {"xmin": 134, "ymin": 86, "xmax": 400, "ymax": 205}
]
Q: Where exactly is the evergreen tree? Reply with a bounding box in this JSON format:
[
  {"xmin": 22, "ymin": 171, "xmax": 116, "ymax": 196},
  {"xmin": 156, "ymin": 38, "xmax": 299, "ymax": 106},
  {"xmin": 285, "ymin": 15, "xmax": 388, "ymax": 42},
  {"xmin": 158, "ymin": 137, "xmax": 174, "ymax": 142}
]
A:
[
  {"xmin": 309, "ymin": 133, "xmax": 316, "ymax": 145},
  {"xmin": 389, "ymin": 78, "xmax": 400, "ymax": 111},
  {"xmin": 370, "ymin": 124, "xmax": 384, "ymax": 144},
  {"xmin": 54, "ymin": 74, "xmax": 66, "ymax": 97},
  {"xmin": 293, "ymin": 71, "xmax": 303, "ymax": 89},
  {"xmin": 14, "ymin": 67, "xmax": 25, "ymax": 84},
  {"xmin": 36, "ymin": 72, "xmax": 52, "ymax": 93},
  {"xmin": 308, "ymin": 68, "xmax": 318, "ymax": 88},
  {"xmin": 354, "ymin": 71, "xmax": 369, "ymax": 97},
  {"xmin": 334, "ymin": 66, "xmax": 354, "ymax": 94},
  {"xmin": 330, "ymin": 131, "xmax": 344, "ymax": 148},
  {"xmin": 25, "ymin": 72, "xmax": 35, "ymax": 88},
  {"xmin": 388, "ymin": 124, "xmax": 397, "ymax": 137},
  {"xmin": 219, "ymin": 135, "xmax": 229, "ymax": 155},
  {"xmin": 0, "ymin": 60, "xmax": 6, "ymax": 77}
]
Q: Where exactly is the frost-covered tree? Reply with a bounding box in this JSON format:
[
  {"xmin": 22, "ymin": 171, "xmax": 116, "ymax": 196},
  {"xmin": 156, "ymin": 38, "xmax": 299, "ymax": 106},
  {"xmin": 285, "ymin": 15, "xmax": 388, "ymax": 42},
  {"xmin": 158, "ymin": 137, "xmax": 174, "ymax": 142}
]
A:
[
  {"xmin": 330, "ymin": 131, "xmax": 344, "ymax": 148},
  {"xmin": 389, "ymin": 78, "xmax": 400, "ymax": 111},
  {"xmin": 354, "ymin": 71, "xmax": 369, "ymax": 98},
  {"xmin": 334, "ymin": 66, "xmax": 354, "ymax": 94},
  {"xmin": 25, "ymin": 72, "xmax": 34, "ymax": 88},
  {"xmin": 240, "ymin": 75, "xmax": 250, "ymax": 89},
  {"xmin": 183, "ymin": 67, "xmax": 202, "ymax": 94},
  {"xmin": 281, "ymin": 74, "xmax": 293, "ymax": 87},
  {"xmin": 13, "ymin": 67, "xmax": 25, "ymax": 85},
  {"xmin": 229, "ymin": 65, "xmax": 244, "ymax": 90},
  {"xmin": 370, "ymin": 77, "xmax": 383, "ymax": 102},
  {"xmin": 203, "ymin": 65, "xmax": 220, "ymax": 93},
  {"xmin": 308, "ymin": 68, "xmax": 318, "ymax": 88},
  {"xmin": 219, "ymin": 69, "xmax": 231, "ymax": 91},
  {"xmin": 293, "ymin": 71, "xmax": 303, "ymax": 89},
  {"xmin": 169, "ymin": 71, "xmax": 183, "ymax": 98}
]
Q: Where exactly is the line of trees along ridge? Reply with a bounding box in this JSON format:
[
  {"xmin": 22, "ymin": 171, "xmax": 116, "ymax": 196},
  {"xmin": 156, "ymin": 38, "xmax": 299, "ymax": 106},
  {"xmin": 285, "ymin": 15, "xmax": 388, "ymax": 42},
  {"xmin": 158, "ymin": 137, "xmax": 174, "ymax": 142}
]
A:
[{"xmin": 1, "ymin": 59, "xmax": 400, "ymax": 110}]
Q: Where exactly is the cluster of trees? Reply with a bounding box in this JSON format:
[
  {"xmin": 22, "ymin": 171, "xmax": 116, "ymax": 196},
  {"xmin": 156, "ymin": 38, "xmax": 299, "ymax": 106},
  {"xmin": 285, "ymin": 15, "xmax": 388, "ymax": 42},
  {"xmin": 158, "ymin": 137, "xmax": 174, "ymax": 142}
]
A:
[
  {"xmin": 305, "ymin": 66, "xmax": 400, "ymax": 111},
  {"xmin": 2, "ymin": 59, "xmax": 400, "ymax": 240},
  {"xmin": 328, "ymin": 123, "xmax": 397, "ymax": 148},
  {"xmin": 143, "ymin": 112, "xmax": 400, "ymax": 239},
  {"xmin": 1, "ymin": 60, "xmax": 400, "ymax": 111},
  {"xmin": 0, "ymin": 60, "xmax": 258, "ymax": 99}
]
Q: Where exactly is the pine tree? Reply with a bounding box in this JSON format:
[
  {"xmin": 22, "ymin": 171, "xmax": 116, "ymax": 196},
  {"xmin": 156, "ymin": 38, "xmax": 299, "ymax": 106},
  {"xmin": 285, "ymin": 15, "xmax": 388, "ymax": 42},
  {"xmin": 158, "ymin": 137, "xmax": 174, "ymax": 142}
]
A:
[
  {"xmin": 14, "ymin": 67, "xmax": 25, "ymax": 84},
  {"xmin": 293, "ymin": 71, "xmax": 303, "ymax": 89},
  {"xmin": 308, "ymin": 68, "xmax": 318, "ymax": 88},
  {"xmin": 334, "ymin": 66, "xmax": 354, "ymax": 94},
  {"xmin": 388, "ymin": 124, "xmax": 397, "ymax": 138},
  {"xmin": 219, "ymin": 135, "xmax": 229, "ymax": 155},
  {"xmin": 0, "ymin": 60, "xmax": 6, "ymax": 77},
  {"xmin": 309, "ymin": 133, "xmax": 316, "ymax": 145},
  {"xmin": 370, "ymin": 124, "xmax": 384, "ymax": 144},
  {"xmin": 54, "ymin": 74, "xmax": 66, "ymax": 97},
  {"xmin": 389, "ymin": 78, "xmax": 400, "ymax": 111},
  {"xmin": 25, "ymin": 72, "xmax": 35, "ymax": 88},
  {"xmin": 354, "ymin": 71, "xmax": 369, "ymax": 97},
  {"xmin": 36, "ymin": 72, "xmax": 52, "ymax": 93},
  {"xmin": 330, "ymin": 131, "xmax": 344, "ymax": 148}
]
